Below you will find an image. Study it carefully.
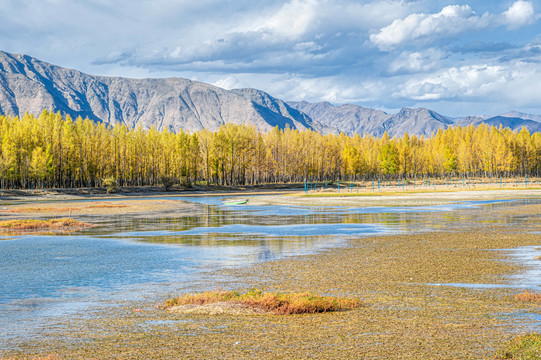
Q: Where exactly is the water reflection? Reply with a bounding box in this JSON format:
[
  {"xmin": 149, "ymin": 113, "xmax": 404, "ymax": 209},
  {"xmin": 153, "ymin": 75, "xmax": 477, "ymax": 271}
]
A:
[
  {"xmin": 0, "ymin": 197, "xmax": 539, "ymax": 346},
  {"xmin": 75, "ymin": 199, "xmax": 539, "ymax": 241}
]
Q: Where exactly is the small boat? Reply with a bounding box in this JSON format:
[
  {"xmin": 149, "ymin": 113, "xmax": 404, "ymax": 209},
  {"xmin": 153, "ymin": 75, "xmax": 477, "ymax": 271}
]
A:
[{"xmin": 222, "ymin": 199, "xmax": 249, "ymax": 205}]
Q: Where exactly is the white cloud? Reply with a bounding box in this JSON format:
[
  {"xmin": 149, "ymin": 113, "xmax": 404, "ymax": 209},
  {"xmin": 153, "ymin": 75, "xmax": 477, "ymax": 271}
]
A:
[
  {"xmin": 370, "ymin": 1, "xmax": 537, "ymax": 50},
  {"xmin": 502, "ymin": 0, "xmax": 536, "ymax": 28},
  {"xmin": 395, "ymin": 64, "xmax": 505, "ymax": 100},
  {"xmin": 212, "ymin": 76, "xmax": 243, "ymax": 90},
  {"xmin": 391, "ymin": 61, "xmax": 541, "ymax": 106},
  {"xmin": 257, "ymin": 0, "xmax": 317, "ymax": 39},
  {"xmin": 370, "ymin": 5, "xmax": 489, "ymax": 50},
  {"xmin": 388, "ymin": 49, "xmax": 446, "ymax": 74},
  {"xmin": 2, "ymin": 0, "xmax": 541, "ymax": 117}
]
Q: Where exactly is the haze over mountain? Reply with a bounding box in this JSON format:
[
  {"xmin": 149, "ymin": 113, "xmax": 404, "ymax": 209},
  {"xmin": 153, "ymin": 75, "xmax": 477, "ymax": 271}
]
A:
[
  {"xmin": 289, "ymin": 101, "xmax": 541, "ymax": 136},
  {"xmin": 287, "ymin": 101, "xmax": 457, "ymax": 138},
  {"xmin": 0, "ymin": 50, "xmax": 539, "ymax": 137},
  {"xmin": 454, "ymin": 115, "xmax": 541, "ymax": 133}
]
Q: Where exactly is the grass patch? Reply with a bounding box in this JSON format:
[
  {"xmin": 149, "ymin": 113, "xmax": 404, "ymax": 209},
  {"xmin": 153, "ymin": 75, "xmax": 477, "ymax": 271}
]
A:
[
  {"xmin": 496, "ymin": 333, "xmax": 541, "ymax": 359},
  {"xmin": 1, "ymin": 204, "xmax": 130, "ymax": 212},
  {"xmin": 0, "ymin": 218, "xmax": 93, "ymax": 231},
  {"xmin": 162, "ymin": 289, "xmax": 361, "ymax": 315},
  {"xmin": 299, "ymin": 186, "xmax": 541, "ymax": 197},
  {"xmin": 2, "ymin": 356, "xmax": 60, "ymax": 360},
  {"xmin": 1, "ymin": 207, "xmax": 82, "ymax": 213},
  {"xmin": 299, "ymin": 189, "xmax": 458, "ymax": 197},
  {"xmin": 86, "ymin": 204, "xmax": 130, "ymax": 208},
  {"xmin": 514, "ymin": 291, "xmax": 541, "ymax": 303}
]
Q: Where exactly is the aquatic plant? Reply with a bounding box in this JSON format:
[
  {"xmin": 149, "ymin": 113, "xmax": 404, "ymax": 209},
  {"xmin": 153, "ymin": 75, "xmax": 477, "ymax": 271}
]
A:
[
  {"xmin": 495, "ymin": 333, "xmax": 541, "ymax": 359},
  {"xmin": 514, "ymin": 291, "xmax": 541, "ymax": 303},
  {"xmin": 0, "ymin": 218, "xmax": 93, "ymax": 231},
  {"xmin": 162, "ymin": 289, "xmax": 361, "ymax": 315}
]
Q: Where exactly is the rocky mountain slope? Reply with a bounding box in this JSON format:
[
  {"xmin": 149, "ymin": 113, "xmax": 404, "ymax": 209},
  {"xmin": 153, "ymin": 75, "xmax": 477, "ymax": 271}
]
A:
[
  {"xmin": 289, "ymin": 101, "xmax": 541, "ymax": 136},
  {"xmin": 456, "ymin": 115, "xmax": 541, "ymax": 133},
  {"xmin": 0, "ymin": 50, "xmax": 321, "ymax": 133},
  {"xmin": 0, "ymin": 50, "xmax": 539, "ymax": 136},
  {"xmin": 288, "ymin": 101, "xmax": 454, "ymax": 137}
]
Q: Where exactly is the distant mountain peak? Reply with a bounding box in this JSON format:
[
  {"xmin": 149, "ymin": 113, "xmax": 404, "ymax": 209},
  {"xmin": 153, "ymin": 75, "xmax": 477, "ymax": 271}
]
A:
[
  {"xmin": 0, "ymin": 50, "xmax": 324, "ymax": 133},
  {"xmin": 0, "ymin": 50, "xmax": 540, "ymax": 136},
  {"xmin": 288, "ymin": 101, "xmax": 453, "ymax": 137}
]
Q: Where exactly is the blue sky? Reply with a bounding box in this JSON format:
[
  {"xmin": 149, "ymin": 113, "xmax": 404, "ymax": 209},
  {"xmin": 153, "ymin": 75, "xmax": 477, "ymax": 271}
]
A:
[{"xmin": 1, "ymin": 0, "xmax": 540, "ymax": 117}]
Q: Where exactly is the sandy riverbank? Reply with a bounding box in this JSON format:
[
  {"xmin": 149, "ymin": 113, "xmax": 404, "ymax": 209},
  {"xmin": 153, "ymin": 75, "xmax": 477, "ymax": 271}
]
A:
[
  {"xmin": 0, "ymin": 199, "xmax": 200, "ymax": 219},
  {"xmin": 250, "ymin": 188, "xmax": 541, "ymax": 207},
  {"xmin": 0, "ymin": 185, "xmax": 300, "ymax": 202},
  {"xmin": 2, "ymin": 197, "xmax": 540, "ymax": 359},
  {"xmin": 1, "ymin": 186, "xmax": 539, "ymax": 207}
]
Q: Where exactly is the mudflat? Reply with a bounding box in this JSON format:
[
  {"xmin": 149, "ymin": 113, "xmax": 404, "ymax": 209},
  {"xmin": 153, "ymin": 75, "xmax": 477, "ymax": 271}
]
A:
[
  {"xmin": 1, "ymin": 191, "xmax": 540, "ymax": 359},
  {"xmin": 251, "ymin": 188, "xmax": 541, "ymax": 207}
]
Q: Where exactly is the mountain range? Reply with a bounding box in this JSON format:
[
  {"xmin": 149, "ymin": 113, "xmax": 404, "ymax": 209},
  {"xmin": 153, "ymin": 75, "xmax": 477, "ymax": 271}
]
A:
[{"xmin": 1, "ymin": 50, "xmax": 540, "ymax": 137}]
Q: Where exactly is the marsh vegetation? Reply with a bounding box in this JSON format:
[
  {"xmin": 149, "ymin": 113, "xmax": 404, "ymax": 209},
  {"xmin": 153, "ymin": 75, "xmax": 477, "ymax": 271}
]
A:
[{"xmin": 162, "ymin": 289, "xmax": 361, "ymax": 315}]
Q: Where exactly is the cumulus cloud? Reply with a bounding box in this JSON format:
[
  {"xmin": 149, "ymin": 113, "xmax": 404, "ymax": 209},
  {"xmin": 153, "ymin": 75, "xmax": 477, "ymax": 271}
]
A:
[
  {"xmin": 502, "ymin": 0, "xmax": 536, "ymax": 28},
  {"xmin": 255, "ymin": 0, "xmax": 318, "ymax": 39},
  {"xmin": 2, "ymin": 0, "xmax": 541, "ymax": 116},
  {"xmin": 388, "ymin": 49, "xmax": 446, "ymax": 74},
  {"xmin": 370, "ymin": 1, "xmax": 537, "ymax": 50},
  {"xmin": 393, "ymin": 63, "xmax": 525, "ymax": 101},
  {"xmin": 370, "ymin": 5, "xmax": 489, "ymax": 50}
]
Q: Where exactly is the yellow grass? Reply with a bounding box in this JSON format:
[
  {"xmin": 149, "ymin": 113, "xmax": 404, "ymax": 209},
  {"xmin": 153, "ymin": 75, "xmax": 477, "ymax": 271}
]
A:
[
  {"xmin": 1, "ymin": 356, "xmax": 60, "ymax": 360},
  {"xmin": 162, "ymin": 289, "xmax": 361, "ymax": 315},
  {"xmin": 0, "ymin": 218, "xmax": 93, "ymax": 231}
]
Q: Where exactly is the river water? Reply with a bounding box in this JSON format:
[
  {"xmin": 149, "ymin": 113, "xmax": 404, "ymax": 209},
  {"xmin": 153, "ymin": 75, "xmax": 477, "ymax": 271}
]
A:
[{"xmin": 0, "ymin": 196, "xmax": 539, "ymax": 346}]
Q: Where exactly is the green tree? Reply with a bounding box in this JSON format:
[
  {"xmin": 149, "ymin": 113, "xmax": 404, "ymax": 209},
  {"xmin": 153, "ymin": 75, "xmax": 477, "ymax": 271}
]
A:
[{"xmin": 378, "ymin": 143, "xmax": 399, "ymax": 175}]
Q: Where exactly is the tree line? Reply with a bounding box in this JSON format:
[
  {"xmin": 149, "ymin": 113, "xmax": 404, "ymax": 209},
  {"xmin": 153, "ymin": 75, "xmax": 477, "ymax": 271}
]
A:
[{"xmin": 0, "ymin": 110, "xmax": 539, "ymax": 189}]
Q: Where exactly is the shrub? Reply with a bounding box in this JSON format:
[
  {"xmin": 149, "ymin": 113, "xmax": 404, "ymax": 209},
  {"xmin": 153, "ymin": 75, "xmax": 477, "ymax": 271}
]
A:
[
  {"xmin": 102, "ymin": 177, "xmax": 118, "ymax": 194},
  {"xmin": 514, "ymin": 291, "xmax": 541, "ymax": 303},
  {"xmin": 0, "ymin": 218, "xmax": 93, "ymax": 231},
  {"xmin": 161, "ymin": 176, "xmax": 177, "ymax": 191},
  {"xmin": 162, "ymin": 289, "xmax": 361, "ymax": 315},
  {"xmin": 495, "ymin": 333, "xmax": 541, "ymax": 359}
]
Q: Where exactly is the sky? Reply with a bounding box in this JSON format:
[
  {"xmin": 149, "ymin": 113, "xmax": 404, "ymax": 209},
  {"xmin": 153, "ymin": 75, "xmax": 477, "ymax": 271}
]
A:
[{"xmin": 1, "ymin": 0, "xmax": 541, "ymax": 117}]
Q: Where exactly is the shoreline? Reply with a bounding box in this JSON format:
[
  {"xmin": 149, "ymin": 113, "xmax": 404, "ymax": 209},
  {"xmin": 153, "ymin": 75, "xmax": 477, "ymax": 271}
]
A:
[
  {"xmin": 0, "ymin": 185, "xmax": 302, "ymax": 202},
  {"xmin": 0, "ymin": 185, "xmax": 539, "ymax": 205},
  {"xmin": 1, "ymin": 194, "xmax": 540, "ymax": 359}
]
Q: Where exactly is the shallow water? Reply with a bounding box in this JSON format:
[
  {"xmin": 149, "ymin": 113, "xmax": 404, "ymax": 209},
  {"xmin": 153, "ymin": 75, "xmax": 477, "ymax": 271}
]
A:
[{"xmin": 0, "ymin": 196, "xmax": 539, "ymax": 345}]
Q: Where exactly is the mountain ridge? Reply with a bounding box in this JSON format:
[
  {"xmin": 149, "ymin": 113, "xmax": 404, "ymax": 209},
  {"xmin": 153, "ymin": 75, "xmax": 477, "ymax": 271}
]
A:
[
  {"xmin": 0, "ymin": 50, "xmax": 322, "ymax": 133},
  {"xmin": 0, "ymin": 50, "xmax": 539, "ymax": 136}
]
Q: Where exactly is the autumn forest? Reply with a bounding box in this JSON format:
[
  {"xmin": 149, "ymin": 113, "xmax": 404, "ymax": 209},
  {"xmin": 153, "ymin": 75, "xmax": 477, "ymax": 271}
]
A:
[{"xmin": 0, "ymin": 110, "xmax": 540, "ymax": 189}]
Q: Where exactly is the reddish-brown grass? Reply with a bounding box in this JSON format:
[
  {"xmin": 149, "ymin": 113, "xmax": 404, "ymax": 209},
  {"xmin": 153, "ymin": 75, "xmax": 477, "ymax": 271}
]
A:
[
  {"xmin": 1, "ymin": 355, "xmax": 60, "ymax": 360},
  {"xmin": 162, "ymin": 289, "xmax": 361, "ymax": 315},
  {"xmin": 1, "ymin": 207, "xmax": 81, "ymax": 213},
  {"xmin": 514, "ymin": 291, "xmax": 541, "ymax": 303},
  {"xmin": 0, "ymin": 218, "xmax": 93, "ymax": 231},
  {"xmin": 86, "ymin": 204, "xmax": 130, "ymax": 209}
]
